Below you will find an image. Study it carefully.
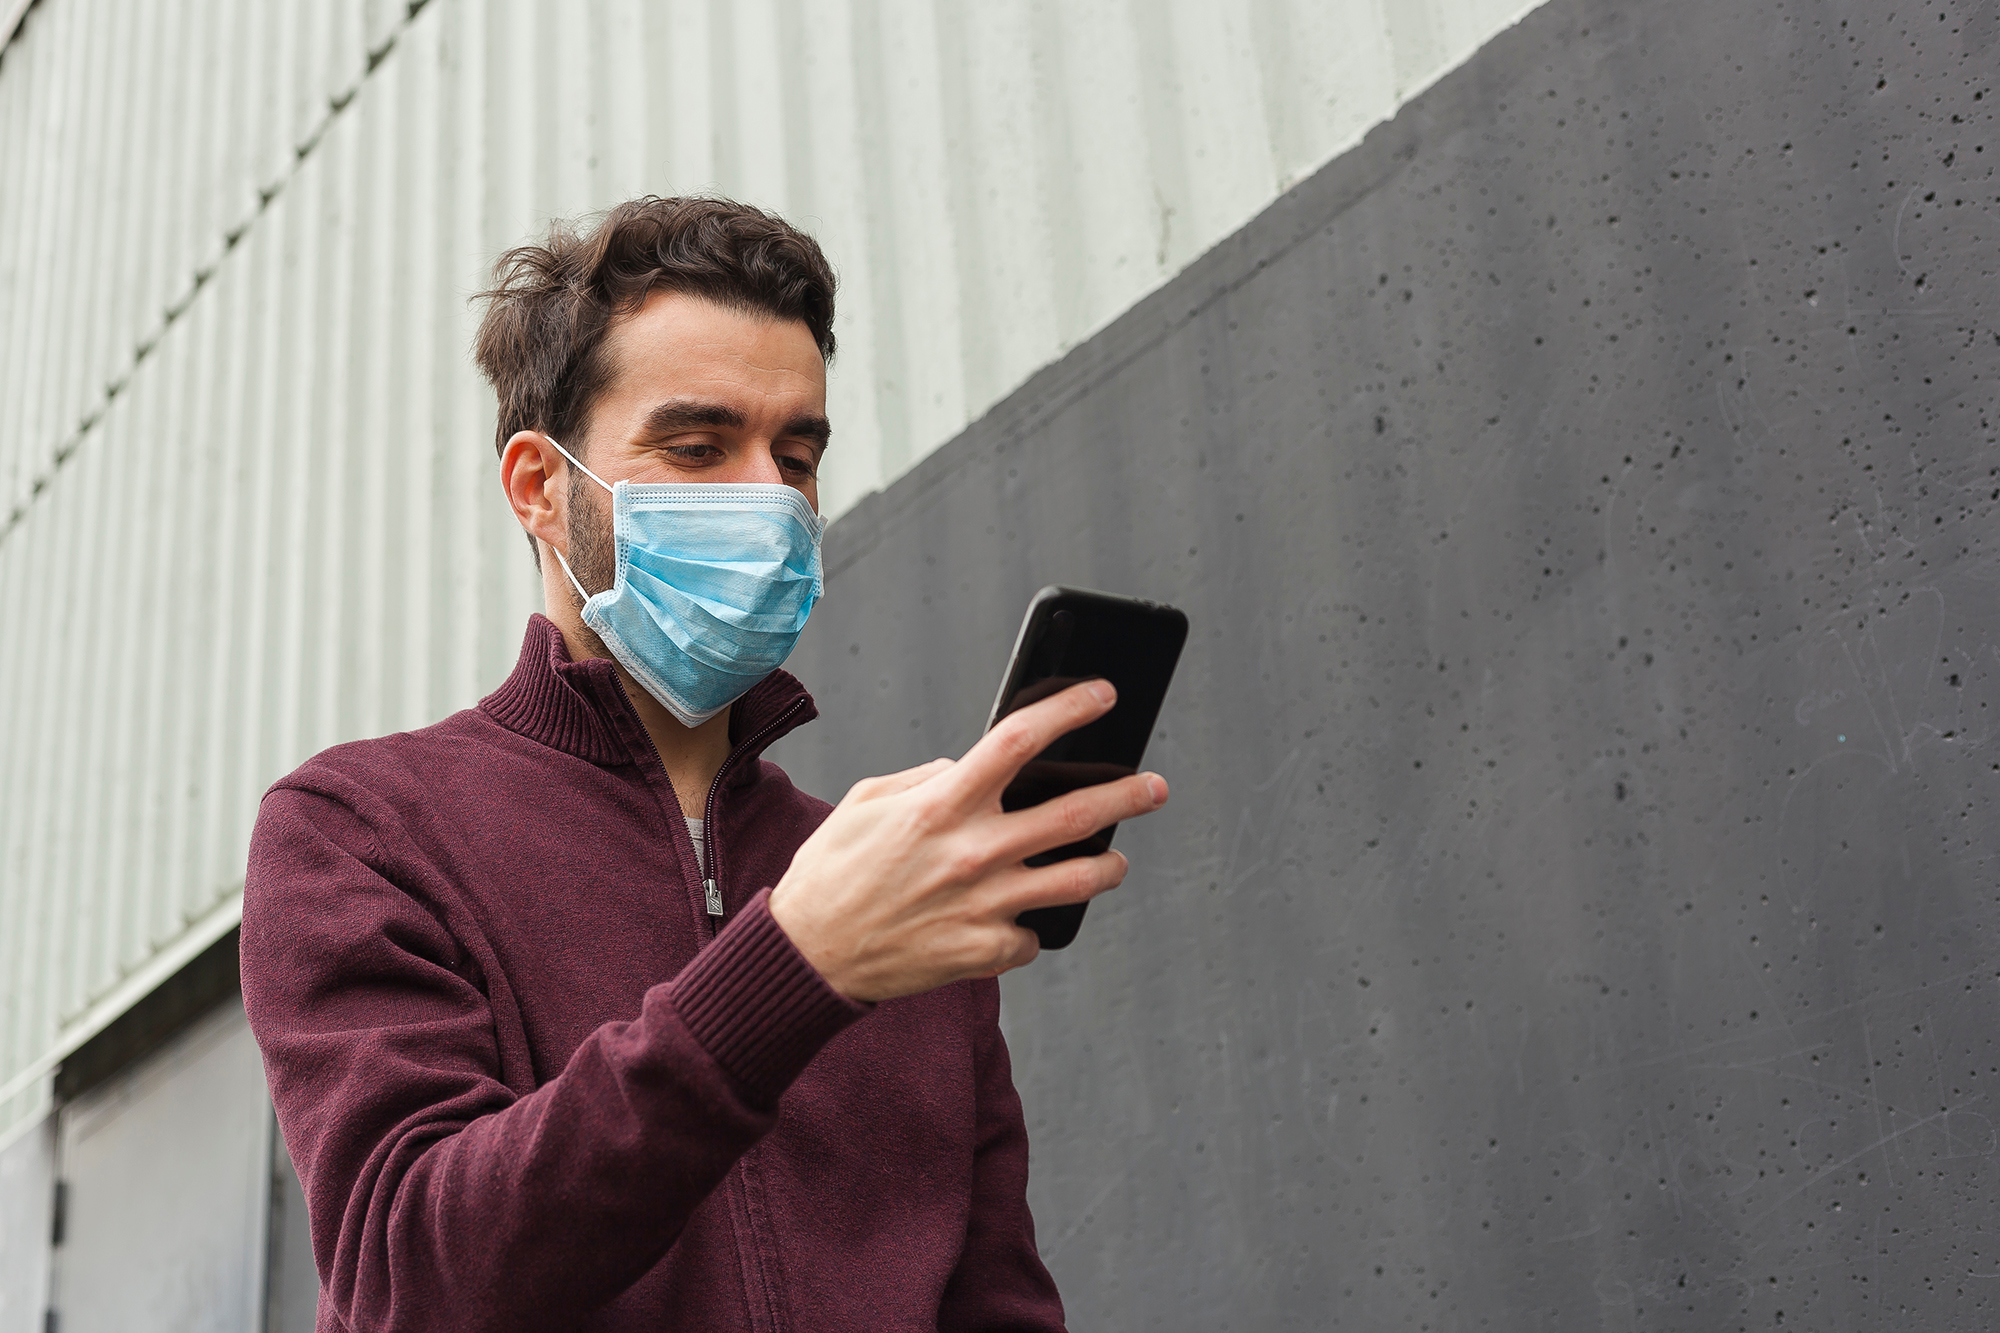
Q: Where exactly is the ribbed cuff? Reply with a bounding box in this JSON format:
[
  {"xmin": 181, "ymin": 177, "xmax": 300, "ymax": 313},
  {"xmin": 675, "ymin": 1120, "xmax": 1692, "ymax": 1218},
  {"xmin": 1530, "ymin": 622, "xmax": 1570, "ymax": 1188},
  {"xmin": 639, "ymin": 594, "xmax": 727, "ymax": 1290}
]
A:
[{"xmin": 672, "ymin": 889, "xmax": 870, "ymax": 1104}]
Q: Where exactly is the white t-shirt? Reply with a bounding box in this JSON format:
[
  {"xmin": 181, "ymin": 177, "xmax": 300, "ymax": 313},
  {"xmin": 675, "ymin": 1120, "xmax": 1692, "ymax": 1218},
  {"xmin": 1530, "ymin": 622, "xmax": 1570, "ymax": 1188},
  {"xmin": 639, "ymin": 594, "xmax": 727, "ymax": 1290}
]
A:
[{"xmin": 685, "ymin": 816, "xmax": 706, "ymax": 878}]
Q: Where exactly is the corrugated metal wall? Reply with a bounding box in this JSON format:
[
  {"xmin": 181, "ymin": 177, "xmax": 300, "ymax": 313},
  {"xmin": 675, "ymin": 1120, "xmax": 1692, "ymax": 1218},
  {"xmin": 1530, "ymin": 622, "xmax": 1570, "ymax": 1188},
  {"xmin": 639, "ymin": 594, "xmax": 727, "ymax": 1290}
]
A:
[{"xmin": 0, "ymin": 0, "xmax": 1543, "ymax": 1140}]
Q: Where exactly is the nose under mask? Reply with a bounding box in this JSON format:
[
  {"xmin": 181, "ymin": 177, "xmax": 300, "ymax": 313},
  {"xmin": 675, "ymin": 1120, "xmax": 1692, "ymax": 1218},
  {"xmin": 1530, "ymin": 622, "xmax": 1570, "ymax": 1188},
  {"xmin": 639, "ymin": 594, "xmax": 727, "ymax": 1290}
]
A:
[{"xmin": 547, "ymin": 436, "xmax": 826, "ymax": 728}]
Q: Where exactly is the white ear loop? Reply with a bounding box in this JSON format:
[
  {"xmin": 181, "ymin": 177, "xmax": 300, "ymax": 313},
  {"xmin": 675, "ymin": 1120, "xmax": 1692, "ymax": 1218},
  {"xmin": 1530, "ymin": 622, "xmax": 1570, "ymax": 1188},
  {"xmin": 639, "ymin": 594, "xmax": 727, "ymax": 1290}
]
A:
[
  {"xmin": 551, "ymin": 546, "xmax": 591, "ymax": 605},
  {"xmin": 546, "ymin": 434, "xmax": 613, "ymax": 493},
  {"xmin": 546, "ymin": 434, "xmax": 610, "ymax": 606}
]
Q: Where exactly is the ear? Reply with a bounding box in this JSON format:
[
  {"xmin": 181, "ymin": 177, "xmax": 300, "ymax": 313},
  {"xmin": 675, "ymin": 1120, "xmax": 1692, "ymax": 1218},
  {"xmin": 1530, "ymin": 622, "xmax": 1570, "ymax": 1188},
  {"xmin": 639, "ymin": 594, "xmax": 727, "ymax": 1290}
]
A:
[{"xmin": 501, "ymin": 430, "xmax": 569, "ymax": 552}]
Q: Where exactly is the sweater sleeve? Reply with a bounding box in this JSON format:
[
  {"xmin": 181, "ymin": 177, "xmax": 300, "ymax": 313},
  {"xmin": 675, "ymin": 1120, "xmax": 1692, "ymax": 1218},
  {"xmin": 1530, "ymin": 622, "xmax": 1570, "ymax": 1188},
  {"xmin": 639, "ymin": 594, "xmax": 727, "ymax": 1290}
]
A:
[
  {"xmin": 240, "ymin": 784, "xmax": 865, "ymax": 1333},
  {"xmin": 935, "ymin": 980, "xmax": 1068, "ymax": 1332}
]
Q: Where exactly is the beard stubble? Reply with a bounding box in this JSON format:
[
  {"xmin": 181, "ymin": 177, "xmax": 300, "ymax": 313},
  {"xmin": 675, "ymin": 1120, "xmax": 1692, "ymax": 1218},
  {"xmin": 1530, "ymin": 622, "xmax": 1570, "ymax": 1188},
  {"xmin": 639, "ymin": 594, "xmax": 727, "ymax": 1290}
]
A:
[{"xmin": 564, "ymin": 467, "xmax": 620, "ymax": 658}]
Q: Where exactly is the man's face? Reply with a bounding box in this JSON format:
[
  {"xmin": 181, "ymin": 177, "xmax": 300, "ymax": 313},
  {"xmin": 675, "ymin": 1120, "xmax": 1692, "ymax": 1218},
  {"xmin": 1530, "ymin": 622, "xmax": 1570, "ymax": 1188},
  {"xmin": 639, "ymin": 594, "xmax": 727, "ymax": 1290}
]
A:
[{"xmin": 566, "ymin": 291, "xmax": 829, "ymax": 592}]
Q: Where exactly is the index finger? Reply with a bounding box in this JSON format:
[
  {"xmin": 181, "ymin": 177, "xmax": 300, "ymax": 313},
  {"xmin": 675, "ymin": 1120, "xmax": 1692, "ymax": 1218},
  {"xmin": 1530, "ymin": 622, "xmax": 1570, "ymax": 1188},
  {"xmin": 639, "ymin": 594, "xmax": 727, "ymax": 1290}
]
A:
[{"xmin": 939, "ymin": 679, "xmax": 1117, "ymax": 808}]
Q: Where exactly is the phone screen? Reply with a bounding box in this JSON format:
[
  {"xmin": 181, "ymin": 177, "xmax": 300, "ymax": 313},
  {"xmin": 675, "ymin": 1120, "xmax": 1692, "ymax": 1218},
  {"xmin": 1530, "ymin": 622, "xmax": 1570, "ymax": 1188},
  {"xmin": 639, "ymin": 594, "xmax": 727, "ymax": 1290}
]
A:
[{"xmin": 988, "ymin": 587, "xmax": 1187, "ymax": 947}]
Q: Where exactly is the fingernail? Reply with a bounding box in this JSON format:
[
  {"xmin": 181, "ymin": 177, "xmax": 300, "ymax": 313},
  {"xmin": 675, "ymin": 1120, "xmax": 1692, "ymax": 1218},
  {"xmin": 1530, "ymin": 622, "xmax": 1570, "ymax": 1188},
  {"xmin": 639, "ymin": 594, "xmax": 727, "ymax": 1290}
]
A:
[
  {"xmin": 1088, "ymin": 679, "xmax": 1116, "ymax": 705},
  {"xmin": 1144, "ymin": 774, "xmax": 1167, "ymax": 805}
]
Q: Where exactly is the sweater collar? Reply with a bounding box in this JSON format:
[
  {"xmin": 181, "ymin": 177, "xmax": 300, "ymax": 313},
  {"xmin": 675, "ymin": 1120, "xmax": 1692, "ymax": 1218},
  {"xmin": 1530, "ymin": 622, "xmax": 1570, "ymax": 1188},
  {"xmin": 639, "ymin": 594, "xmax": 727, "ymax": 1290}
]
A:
[{"xmin": 479, "ymin": 614, "xmax": 818, "ymax": 770}]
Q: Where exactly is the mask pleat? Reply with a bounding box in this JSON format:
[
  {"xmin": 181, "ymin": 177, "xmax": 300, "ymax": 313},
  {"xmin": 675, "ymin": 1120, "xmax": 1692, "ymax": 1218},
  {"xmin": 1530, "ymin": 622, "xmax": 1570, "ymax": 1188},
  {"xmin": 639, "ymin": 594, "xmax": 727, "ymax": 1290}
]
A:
[{"xmin": 580, "ymin": 482, "xmax": 826, "ymax": 726}]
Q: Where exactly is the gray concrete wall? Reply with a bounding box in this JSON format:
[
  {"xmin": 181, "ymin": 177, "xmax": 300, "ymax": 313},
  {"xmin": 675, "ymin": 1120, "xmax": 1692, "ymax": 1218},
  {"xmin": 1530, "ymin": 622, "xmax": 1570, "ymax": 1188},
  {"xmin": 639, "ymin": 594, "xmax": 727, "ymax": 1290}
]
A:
[{"xmin": 769, "ymin": 0, "xmax": 2000, "ymax": 1326}]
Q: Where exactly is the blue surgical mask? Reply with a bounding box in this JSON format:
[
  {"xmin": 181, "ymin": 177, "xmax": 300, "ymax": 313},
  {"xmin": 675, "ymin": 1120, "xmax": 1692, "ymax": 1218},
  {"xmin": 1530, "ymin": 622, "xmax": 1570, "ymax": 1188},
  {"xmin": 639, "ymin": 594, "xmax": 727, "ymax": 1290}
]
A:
[{"xmin": 546, "ymin": 437, "xmax": 826, "ymax": 728}]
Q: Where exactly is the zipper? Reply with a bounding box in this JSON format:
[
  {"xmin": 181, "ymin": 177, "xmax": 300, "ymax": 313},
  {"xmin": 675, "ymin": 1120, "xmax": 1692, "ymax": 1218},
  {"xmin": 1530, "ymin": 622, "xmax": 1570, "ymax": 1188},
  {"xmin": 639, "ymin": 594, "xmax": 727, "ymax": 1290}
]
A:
[
  {"xmin": 700, "ymin": 697, "xmax": 810, "ymax": 931},
  {"xmin": 693, "ymin": 695, "xmax": 809, "ymax": 1333}
]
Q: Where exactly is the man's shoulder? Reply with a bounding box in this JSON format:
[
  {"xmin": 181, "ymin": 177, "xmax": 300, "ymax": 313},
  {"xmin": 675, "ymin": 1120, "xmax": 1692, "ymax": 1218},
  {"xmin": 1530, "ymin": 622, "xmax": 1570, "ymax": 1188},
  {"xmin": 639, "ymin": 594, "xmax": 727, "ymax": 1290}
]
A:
[
  {"xmin": 267, "ymin": 705, "xmax": 527, "ymax": 812},
  {"xmin": 748, "ymin": 757, "xmax": 834, "ymax": 819},
  {"xmin": 248, "ymin": 704, "xmax": 587, "ymax": 917},
  {"xmin": 730, "ymin": 759, "xmax": 838, "ymax": 852}
]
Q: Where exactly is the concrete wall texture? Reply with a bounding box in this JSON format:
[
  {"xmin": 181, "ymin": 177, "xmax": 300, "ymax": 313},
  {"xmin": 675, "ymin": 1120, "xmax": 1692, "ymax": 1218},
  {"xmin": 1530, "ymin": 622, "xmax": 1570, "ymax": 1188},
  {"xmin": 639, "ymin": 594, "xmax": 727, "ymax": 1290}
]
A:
[{"xmin": 768, "ymin": 0, "xmax": 2000, "ymax": 1326}]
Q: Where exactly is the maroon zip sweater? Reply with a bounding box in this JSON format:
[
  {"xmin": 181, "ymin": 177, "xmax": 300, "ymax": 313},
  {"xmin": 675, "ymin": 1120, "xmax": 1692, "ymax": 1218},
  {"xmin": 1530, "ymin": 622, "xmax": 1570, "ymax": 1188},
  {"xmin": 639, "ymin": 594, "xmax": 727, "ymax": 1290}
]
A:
[{"xmin": 240, "ymin": 615, "xmax": 1066, "ymax": 1333}]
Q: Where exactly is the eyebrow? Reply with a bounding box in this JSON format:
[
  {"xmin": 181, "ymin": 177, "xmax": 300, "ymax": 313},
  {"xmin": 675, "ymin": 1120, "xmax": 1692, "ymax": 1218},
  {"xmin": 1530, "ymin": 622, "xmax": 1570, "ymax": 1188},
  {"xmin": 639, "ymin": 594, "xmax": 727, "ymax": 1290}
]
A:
[
  {"xmin": 642, "ymin": 399, "xmax": 746, "ymax": 435},
  {"xmin": 640, "ymin": 399, "xmax": 832, "ymax": 452},
  {"xmin": 782, "ymin": 412, "xmax": 833, "ymax": 452}
]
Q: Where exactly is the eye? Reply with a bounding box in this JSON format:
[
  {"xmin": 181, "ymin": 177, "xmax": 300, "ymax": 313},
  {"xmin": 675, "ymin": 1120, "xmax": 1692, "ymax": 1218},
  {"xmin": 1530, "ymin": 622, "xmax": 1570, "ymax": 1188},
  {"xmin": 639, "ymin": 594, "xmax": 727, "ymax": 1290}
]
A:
[{"xmin": 779, "ymin": 453, "xmax": 818, "ymax": 479}]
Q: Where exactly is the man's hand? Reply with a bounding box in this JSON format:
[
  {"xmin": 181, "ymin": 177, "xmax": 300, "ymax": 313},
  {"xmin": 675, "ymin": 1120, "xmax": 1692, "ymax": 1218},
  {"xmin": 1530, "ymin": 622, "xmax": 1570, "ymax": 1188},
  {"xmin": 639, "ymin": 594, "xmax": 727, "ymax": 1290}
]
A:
[{"xmin": 767, "ymin": 680, "xmax": 1170, "ymax": 1002}]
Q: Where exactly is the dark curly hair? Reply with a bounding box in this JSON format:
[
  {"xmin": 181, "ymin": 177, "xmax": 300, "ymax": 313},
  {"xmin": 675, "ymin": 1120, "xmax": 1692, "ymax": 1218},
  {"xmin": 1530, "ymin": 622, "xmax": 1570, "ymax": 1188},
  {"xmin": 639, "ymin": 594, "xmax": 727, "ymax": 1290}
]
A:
[{"xmin": 472, "ymin": 196, "xmax": 837, "ymax": 461}]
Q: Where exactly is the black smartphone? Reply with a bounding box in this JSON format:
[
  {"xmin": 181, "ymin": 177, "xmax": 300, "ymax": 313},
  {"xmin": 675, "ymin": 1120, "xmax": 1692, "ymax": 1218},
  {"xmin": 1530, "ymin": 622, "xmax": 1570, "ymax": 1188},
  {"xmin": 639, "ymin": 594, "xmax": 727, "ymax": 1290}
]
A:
[{"xmin": 985, "ymin": 585, "xmax": 1189, "ymax": 949}]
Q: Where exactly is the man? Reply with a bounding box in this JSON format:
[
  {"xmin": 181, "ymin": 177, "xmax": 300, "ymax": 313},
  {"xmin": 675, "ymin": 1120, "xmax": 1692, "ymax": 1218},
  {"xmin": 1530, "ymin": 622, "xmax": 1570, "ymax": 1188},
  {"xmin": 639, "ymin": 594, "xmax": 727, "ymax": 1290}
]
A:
[{"xmin": 240, "ymin": 196, "xmax": 1169, "ymax": 1331}]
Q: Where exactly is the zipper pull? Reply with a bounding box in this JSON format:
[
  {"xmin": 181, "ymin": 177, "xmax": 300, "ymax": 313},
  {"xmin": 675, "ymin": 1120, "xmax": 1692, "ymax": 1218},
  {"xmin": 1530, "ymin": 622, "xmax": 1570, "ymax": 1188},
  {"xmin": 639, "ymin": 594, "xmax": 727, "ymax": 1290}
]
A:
[{"xmin": 704, "ymin": 879, "xmax": 723, "ymax": 917}]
